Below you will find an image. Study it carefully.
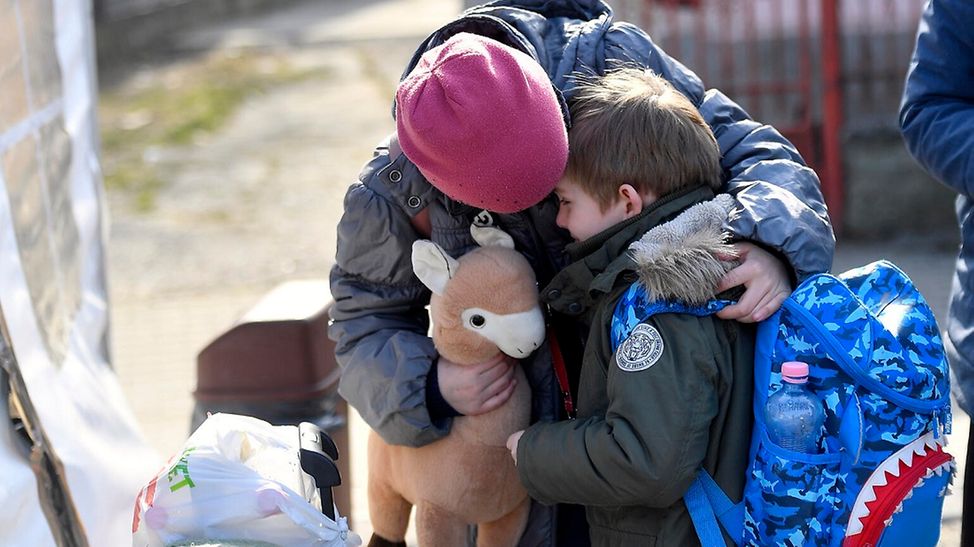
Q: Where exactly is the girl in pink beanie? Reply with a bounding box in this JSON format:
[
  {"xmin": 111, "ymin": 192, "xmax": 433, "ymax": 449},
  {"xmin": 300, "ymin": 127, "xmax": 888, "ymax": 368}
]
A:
[
  {"xmin": 333, "ymin": 3, "xmax": 833, "ymax": 545},
  {"xmin": 395, "ymin": 33, "xmax": 569, "ymax": 214}
]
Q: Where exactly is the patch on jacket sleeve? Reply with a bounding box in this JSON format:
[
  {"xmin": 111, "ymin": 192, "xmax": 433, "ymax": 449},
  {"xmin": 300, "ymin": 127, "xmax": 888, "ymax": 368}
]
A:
[{"xmin": 616, "ymin": 323, "xmax": 664, "ymax": 372}]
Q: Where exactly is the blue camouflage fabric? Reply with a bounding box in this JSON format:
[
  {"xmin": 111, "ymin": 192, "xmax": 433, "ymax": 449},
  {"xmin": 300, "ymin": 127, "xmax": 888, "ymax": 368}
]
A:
[
  {"xmin": 612, "ymin": 260, "xmax": 955, "ymax": 546},
  {"xmin": 609, "ymin": 288, "xmax": 729, "ymax": 349}
]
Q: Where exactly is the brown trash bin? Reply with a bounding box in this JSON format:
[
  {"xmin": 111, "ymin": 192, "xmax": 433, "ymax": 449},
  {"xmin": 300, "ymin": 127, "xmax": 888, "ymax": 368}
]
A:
[{"xmin": 192, "ymin": 280, "xmax": 350, "ymax": 520}]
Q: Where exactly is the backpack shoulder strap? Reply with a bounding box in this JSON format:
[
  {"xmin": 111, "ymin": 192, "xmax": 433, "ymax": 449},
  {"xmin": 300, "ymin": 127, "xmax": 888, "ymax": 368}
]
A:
[
  {"xmin": 610, "ymin": 283, "xmax": 731, "ymax": 351},
  {"xmin": 685, "ymin": 476, "xmax": 726, "ymax": 547},
  {"xmin": 685, "ymin": 470, "xmax": 745, "ymax": 547}
]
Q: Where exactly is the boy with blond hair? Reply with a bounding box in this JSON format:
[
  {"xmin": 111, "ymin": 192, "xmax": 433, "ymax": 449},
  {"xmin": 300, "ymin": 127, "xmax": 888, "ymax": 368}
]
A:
[{"xmin": 508, "ymin": 68, "xmax": 754, "ymax": 547}]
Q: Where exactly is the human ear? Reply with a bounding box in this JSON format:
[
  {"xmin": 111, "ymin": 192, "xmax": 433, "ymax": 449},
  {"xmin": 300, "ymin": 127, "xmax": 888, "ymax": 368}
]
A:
[{"xmin": 618, "ymin": 184, "xmax": 644, "ymax": 218}]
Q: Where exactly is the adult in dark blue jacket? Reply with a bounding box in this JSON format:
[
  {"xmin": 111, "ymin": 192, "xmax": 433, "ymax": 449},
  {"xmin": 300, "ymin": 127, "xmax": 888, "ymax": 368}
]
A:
[
  {"xmin": 330, "ymin": 1, "xmax": 834, "ymax": 545},
  {"xmin": 900, "ymin": 0, "xmax": 974, "ymax": 543}
]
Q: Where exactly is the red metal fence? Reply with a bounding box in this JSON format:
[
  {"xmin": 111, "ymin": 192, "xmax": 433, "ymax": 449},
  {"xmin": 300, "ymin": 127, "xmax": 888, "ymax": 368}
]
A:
[{"xmin": 614, "ymin": 0, "xmax": 925, "ymax": 231}]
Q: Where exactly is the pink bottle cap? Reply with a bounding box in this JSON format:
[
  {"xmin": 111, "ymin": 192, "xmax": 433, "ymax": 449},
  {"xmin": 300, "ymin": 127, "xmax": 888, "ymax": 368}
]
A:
[{"xmin": 781, "ymin": 361, "xmax": 809, "ymax": 384}]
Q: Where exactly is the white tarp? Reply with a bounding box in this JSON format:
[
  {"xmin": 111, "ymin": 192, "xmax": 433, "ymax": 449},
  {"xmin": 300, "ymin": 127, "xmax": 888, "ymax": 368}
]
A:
[{"xmin": 0, "ymin": 1, "xmax": 161, "ymax": 545}]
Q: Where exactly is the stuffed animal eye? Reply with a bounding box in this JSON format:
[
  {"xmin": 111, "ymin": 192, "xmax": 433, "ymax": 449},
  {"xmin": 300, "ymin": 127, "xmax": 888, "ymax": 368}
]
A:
[{"xmin": 469, "ymin": 314, "xmax": 486, "ymax": 328}]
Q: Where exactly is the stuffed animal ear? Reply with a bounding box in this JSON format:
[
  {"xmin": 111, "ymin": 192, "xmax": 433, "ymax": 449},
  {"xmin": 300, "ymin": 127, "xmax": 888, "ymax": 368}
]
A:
[
  {"xmin": 412, "ymin": 240, "xmax": 459, "ymax": 296},
  {"xmin": 470, "ymin": 224, "xmax": 515, "ymax": 249}
]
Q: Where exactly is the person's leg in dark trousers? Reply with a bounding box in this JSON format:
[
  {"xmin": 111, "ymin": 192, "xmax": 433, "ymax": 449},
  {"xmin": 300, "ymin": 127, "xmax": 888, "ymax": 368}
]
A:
[{"xmin": 962, "ymin": 425, "xmax": 974, "ymax": 546}]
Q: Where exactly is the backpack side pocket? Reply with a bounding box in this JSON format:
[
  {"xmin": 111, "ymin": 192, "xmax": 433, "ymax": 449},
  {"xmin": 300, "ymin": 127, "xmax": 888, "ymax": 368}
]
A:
[{"xmin": 743, "ymin": 431, "xmax": 843, "ymax": 546}]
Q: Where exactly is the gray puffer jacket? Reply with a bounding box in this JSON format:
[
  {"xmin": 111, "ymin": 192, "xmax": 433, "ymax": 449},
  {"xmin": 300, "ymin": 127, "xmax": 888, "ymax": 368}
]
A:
[{"xmin": 329, "ymin": 1, "xmax": 833, "ymax": 545}]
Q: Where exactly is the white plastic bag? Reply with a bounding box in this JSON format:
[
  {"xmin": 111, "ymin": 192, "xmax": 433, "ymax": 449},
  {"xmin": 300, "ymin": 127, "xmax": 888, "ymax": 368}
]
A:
[{"xmin": 132, "ymin": 413, "xmax": 359, "ymax": 547}]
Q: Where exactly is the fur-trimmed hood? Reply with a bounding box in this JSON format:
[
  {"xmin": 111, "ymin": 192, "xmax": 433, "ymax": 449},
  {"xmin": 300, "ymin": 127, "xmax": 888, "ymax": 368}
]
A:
[
  {"xmin": 542, "ymin": 186, "xmax": 734, "ymax": 319},
  {"xmin": 628, "ymin": 194, "xmax": 737, "ymax": 305}
]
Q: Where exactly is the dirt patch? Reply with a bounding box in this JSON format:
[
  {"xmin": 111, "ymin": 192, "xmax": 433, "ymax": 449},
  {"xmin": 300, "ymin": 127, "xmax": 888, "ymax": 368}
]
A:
[
  {"xmin": 100, "ymin": 50, "xmax": 331, "ymax": 212},
  {"xmin": 101, "ymin": 41, "xmax": 417, "ymax": 298}
]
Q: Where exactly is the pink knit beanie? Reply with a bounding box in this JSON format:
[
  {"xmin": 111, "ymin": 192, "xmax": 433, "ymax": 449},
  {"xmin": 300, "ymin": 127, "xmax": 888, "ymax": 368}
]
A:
[{"xmin": 395, "ymin": 33, "xmax": 569, "ymax": 213}]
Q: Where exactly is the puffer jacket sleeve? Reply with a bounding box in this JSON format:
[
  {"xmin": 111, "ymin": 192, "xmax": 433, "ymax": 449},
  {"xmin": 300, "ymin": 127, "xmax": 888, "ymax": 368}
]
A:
[
  {"xmin": 516, "ymin": 315, "xmax": 717, "ymax": 508},
  {"xmin": 600, "ymin": 23, "xmax": 834, "ymax": 281},
  {"xmin": 328, "ymin": 146, "xmax": 446, "ymax": 447},
  {"xmin": 700, "ymin": 88, "xmax": 833, "ymax": 282},
  {"xmin": 900, "ymin": 0, "xmax": 974, "ymax": 197}
]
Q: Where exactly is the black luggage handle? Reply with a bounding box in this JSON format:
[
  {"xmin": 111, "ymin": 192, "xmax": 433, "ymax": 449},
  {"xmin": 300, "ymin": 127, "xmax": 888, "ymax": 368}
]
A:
[{"xmin": 298, "ymin": 422, "xmax": 341, "ymax": 520}]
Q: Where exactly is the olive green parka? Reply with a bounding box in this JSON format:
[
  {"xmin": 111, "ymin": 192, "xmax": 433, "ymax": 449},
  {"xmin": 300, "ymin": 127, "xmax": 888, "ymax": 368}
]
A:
[{"xmin": 517, "ymin": 188, "xmax": 755, "ymax": 547}]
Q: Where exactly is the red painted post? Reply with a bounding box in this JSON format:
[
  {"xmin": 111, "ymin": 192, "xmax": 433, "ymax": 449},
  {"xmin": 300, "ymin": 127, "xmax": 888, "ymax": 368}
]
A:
[{"xmin": 820, "ymin": 0, "xmax": 845, "ymax": 234}]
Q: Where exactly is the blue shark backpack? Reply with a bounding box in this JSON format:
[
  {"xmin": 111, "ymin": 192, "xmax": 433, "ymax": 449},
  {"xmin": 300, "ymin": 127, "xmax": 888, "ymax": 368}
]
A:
[{"xmin": 610, "ymin": 260, "xmax": 955, "ymax": 547}]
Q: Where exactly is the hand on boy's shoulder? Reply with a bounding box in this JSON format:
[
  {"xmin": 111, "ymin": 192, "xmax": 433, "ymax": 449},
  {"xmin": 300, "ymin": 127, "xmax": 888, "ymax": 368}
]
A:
[{"xmin": 715, "ymin": 242, "xmax": 791, "ymax": 323}]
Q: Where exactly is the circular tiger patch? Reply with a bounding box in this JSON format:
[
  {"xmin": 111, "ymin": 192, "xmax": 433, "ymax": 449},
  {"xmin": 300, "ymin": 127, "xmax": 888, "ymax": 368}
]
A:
[{"xmin": 616, "ymin": 323, "xmax": 664, "ymax": 372}]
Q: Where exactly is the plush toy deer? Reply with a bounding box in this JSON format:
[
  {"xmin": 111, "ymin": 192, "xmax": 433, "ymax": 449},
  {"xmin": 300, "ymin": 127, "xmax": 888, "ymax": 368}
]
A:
[{"xmin": 367, "ymin": 225, "xmax": 546, "ymax": 547}]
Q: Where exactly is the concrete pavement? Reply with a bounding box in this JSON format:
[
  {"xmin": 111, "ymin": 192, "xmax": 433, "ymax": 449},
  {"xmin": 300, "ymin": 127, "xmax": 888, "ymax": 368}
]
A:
[{"xmin": 104, "ymin": 0, "xmax": 966, "ymax": 544}]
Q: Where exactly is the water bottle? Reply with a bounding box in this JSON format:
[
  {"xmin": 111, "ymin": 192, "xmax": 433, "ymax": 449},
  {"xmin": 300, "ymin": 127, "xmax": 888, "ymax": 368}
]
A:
[{"xmin": 765, "ymin": 361, "xmax": 825, "ymax": 453}]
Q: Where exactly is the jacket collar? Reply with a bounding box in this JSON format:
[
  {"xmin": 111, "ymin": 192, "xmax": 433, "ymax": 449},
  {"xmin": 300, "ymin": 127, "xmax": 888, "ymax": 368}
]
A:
[
  {"xmin": 629, "ymin": 193, "xmax": 738, "ymax": 305},
  {"xmin": 542, "ymin": 185, "xmax": 716, "ymax": 319}
]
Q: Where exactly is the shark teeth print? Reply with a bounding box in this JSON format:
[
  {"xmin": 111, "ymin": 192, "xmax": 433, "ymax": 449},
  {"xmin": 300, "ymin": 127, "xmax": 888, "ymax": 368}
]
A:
[{"xmin": 846, "ymin": 431, "xmax": 954, "ymax": 538}]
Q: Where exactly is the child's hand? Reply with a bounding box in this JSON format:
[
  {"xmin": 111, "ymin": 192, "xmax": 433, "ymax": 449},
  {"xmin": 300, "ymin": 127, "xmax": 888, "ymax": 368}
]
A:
[
  {"xmin": 715, "ymin": 242, "xmax": 791, "ymax": 323},
  {"xmin": 506, "ymin": 430, "xmax": 524, "ymax": 465},
  {"xmin": 438, "ymin": 353, "xmax": 517, "ymax": 416}
]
